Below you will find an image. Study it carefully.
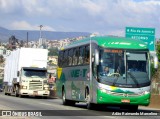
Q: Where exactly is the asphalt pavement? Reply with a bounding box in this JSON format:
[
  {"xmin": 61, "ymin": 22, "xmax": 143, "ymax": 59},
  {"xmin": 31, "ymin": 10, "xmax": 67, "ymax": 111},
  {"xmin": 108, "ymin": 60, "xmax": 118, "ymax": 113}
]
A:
[{"xmin": 0, "ymin": 92, "xmax": 159, "ymax": 119}]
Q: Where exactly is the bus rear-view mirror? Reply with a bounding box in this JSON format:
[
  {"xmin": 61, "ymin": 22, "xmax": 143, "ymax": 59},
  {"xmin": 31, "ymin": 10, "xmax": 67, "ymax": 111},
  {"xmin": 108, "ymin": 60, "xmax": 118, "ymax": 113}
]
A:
[{"xmin": 95, "ymin": 49, "xmax": 99, "ymax": 65}]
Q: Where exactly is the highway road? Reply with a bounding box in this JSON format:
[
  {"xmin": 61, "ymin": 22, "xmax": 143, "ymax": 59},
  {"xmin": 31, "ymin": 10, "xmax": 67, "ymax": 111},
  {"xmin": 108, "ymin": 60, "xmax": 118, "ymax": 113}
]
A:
[{"xmin": 0, "ymin": 92, "xmax": 159, "ymax": 119}]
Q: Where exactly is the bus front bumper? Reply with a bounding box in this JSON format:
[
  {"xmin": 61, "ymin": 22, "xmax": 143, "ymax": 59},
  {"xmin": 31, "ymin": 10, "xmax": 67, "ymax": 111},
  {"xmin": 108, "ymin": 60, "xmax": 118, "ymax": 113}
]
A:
[{"xmin": 97, "ymin": 90, "xmax": 150, "ymax": 106}]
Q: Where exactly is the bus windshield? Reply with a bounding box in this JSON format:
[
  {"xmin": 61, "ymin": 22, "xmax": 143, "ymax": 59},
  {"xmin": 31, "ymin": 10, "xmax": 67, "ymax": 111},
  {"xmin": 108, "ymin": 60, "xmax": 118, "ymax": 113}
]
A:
[{"xmin": 98, "ymin": 48, "xmax": 150, "ymax": 88}]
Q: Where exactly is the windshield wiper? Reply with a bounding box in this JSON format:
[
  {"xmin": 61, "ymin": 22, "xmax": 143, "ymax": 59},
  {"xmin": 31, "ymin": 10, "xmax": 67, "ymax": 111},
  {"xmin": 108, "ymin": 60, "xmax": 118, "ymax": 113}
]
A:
[{"xmin": 128, "ymin": 72, "xmax": 139, "ymax": 87}]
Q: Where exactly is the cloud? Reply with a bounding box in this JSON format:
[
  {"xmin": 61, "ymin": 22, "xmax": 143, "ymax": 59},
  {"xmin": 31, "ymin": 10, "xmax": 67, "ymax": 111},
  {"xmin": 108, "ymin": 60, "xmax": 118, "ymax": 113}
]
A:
[
  {"xmin": 11, "ymin": 21, "xmax": 55, "ymax": 31},
  {"xmin": 0, "ymin": 0, "xmax": 160, "ymax": 37},
  {"xmin": 0, "ymin": 0, "xmax": 22, "ymax": 14},
  {"xmin": 21, "ymin": 0, "xmax": 51, "ymax": 16}
]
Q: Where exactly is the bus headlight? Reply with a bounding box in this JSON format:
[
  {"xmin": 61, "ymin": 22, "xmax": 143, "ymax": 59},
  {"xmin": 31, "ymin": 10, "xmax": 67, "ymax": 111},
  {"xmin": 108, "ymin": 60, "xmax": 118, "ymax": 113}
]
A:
[
  {"xmin": 143, "ymin": 91, "xmax": 149, "ymax": 95},
  {"xmin": 100, "ymin": 88, "xmax": 106, "ymax": 93},
  {"xmin": 99, "ymin": 88, "xmax": 111, "ymax": 94}
]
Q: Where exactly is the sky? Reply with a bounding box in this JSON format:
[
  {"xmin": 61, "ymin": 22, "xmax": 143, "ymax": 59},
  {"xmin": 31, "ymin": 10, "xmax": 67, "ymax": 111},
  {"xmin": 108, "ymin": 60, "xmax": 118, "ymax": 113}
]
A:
[{"xmin": 0, "ymin": 0, "xmax": 160, "ymax": 38}]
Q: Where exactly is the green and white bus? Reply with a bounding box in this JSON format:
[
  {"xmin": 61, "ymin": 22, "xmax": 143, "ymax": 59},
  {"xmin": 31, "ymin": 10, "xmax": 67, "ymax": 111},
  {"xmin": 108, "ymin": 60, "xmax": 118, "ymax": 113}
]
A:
[{"xmin": 56, "ymin": 36, "xmax": 156, "ymax": 111}]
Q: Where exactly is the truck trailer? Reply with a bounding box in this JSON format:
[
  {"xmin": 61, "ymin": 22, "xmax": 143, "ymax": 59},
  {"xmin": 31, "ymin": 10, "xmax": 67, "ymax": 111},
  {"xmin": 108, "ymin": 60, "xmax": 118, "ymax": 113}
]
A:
[{"xmin": 3, "ymin": 48, "xmax": 49, "ymax": 98}]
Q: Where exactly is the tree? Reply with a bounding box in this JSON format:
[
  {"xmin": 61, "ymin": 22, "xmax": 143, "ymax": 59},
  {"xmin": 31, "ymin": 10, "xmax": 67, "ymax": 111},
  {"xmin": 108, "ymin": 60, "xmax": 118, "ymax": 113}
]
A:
[
  {"xmin": 48, "ymin": 48, "xmax": 58, "ymax": 56},
  {"xmin": 156, "ymin": 43, "xmax": 160, "ymax": 61},
  {"xmin": 8, "ymin": 35, "xmax": 19, "ymax": 50},
  {"xmin": 0, "ymin": 55, "xmax": 4, "ymax": 63},
  {"xmin": 151, "ymin": 42, "xmax": 160, "ymax": 76}
]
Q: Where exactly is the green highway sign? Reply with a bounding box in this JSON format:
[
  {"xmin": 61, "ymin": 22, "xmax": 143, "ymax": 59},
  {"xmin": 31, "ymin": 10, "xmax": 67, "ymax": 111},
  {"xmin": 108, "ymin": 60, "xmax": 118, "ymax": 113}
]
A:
[{"xmin": 125, "ymin": 27, "xmax": 155, "ymax": 51}]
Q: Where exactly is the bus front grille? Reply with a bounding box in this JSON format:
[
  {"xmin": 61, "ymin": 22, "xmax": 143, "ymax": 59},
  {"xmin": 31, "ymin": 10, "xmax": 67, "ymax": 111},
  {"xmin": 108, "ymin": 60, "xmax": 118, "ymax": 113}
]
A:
[
  {"xmin": 109, "ymin": 92, "xmax": 143, "ymax": 97},
  {"xmin": 29, "ymin": 81, "xmax": 43, "ymax": 90}
]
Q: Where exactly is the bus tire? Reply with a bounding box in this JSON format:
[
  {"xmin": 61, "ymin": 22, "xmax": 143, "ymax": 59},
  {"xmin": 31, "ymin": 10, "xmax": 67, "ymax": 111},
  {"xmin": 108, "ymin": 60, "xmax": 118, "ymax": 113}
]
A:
[
  {"xmin": 68, "ymin": 100, "xmax": 75, "ymax": 106},
  {"xmin": 62, "ymin": 88, "xmax": 69, "ymax": 105},
  {"xmin": 85, "ymin": 88, "xmax": 94, "ymax": 110}
]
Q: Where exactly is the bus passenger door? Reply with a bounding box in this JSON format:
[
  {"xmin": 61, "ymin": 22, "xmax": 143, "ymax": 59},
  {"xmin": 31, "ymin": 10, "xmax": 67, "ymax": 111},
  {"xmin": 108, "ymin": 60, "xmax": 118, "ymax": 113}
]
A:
[{"xmin": 92, "ymin": 46, "xmax": 99, "ymax": 103}]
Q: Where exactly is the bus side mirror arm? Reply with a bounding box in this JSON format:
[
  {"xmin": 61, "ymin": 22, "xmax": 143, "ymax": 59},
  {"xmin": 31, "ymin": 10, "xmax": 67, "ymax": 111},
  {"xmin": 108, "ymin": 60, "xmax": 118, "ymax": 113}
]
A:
[{"xmin": 95, "ymin": 49, "xmax": 99, "ymax": 65}]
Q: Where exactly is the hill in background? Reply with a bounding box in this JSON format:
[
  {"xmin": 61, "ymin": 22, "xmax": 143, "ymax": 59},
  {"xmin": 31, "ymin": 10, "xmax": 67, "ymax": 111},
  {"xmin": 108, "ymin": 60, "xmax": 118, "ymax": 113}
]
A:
[{"xmin": 0, "ymin": 27, "xmax": 91, "ymax": 43}]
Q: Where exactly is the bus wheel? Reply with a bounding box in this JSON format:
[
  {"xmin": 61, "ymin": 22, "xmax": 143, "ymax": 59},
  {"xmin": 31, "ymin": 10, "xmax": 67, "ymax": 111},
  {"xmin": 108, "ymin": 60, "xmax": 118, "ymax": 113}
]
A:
[
  {"xmin": 62, "ymin": 89, "xmax": 68, "ymax": 105},
  {"xmin": 68, "ymin": 100, "xmax": 75, "ymax": 106},
  {"xmin": 85, "ymin": 89, "xmax": 94, "ymax": 110},
  {"xmin": 62, "ymin": 89, "xmax": 75, "ymax": 106}
]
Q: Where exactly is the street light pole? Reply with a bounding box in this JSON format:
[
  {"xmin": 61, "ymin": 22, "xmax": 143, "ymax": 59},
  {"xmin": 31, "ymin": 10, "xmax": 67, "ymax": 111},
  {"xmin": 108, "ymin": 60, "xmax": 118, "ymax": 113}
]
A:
[
  {"xmin": 39, "ymin": 25, "xmax": 43, "ymax": 38},
  {"xmin": 27, "ymin": 32, "xmax": 28, "ymax": 48}
]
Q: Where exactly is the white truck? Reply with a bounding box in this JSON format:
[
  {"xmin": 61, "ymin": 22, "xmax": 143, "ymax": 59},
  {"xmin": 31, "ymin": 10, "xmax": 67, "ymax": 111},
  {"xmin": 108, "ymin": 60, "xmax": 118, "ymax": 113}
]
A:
[{"xmin": 3, "ymin": 48, "xmax": 49, "ymax": 98}]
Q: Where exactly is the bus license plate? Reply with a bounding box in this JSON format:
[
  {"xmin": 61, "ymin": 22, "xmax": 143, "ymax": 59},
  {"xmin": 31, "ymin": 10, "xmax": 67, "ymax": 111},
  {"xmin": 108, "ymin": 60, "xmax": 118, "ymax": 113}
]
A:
[
  {"xmin": 121, "ymin": 99, "xmax": 130, "ymax": 103},
  {"xmin": 33, "ymin": 91, "xmax": 38, "ymax": 95}
]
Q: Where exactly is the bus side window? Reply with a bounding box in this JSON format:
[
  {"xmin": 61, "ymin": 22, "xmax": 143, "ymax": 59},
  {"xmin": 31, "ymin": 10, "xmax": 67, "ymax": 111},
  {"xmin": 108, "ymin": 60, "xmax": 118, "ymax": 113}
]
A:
[
  {"xmin": 73, "ymin": 48, "xmax": 79, "ymax": 65},
  {"xmin": 78, "ymin": 47, "xmax": 84, "ymax": 65},
  {"xmin": 63, "ymin": 50, "xmax": 68, "ymax": 67},
  {"xmin": 69, "ymin": 49, "xmax": 73, "ymax": 66},
  {"xmin": 58, "ymin": 51, "xmax": 64, "ymax": 67},
  {"xmin": 84, "ymin": 45, "xmax": 89, "ymax": 64},
  {"xmin": 76, "ymin": 48, "xmax": 79, "ymax": 65}
]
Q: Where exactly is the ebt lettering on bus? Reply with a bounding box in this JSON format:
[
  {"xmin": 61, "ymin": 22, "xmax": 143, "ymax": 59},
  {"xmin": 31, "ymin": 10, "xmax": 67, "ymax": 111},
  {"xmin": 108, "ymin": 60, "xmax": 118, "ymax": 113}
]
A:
[{"xmin": 68, "ymin": 69, "xmax": 88, "ymax": 78}]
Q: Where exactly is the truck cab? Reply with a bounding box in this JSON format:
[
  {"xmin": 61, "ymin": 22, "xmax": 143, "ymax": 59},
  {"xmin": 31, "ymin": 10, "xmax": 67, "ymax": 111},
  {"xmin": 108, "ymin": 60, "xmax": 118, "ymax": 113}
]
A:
[{"xmin": 17, "ymin": 67, "xmax": 49, "ymax": 97}]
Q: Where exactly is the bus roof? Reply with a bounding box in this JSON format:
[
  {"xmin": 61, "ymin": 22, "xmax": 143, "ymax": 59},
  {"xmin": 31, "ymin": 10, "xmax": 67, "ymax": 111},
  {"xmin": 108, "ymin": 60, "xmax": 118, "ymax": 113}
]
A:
[{"xmin": 63, "ymin": 36, "xmax": 148, "ymax": 50}]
